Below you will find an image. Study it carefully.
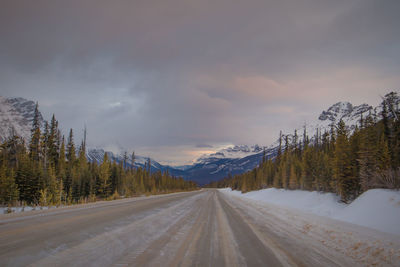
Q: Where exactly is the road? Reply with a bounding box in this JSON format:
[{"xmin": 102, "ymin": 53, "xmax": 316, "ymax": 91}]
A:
[{"xmin": 0, "ymin": 189, "xmax": 399, "ymax": 266}]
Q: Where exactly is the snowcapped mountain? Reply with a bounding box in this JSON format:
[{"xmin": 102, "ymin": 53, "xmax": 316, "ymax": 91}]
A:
[
  {"xmin": 294, "ymin": 93, "xmax": 399, "ymax": 142},
  {"xmin": 0, "ymin": 96, "xmax": 43, "ymax": 143},
  {"xmin": 318, "ymin": 102, "xmax": 371, "ymax": 129},
  {"xmin": 188, "ymin": 94, "xmax": 399, "ymax": 185},
  {"xmin": 183, "ymin": 146, "xmax": 277, "ymax": 185},
  {"xmin": 310, "ymin": 102, "xmax": 372, "ymax": 135},
  {"xmin": 196, "ymin": 144, "xmax": 263, "ymax": 164},
  {"xmin": 1, "ymin": 93, "xmax": 398, "ymax": 185},
  {"xmin": 86, "ymin": 148, "xmax": 185, "ymax": 176}
]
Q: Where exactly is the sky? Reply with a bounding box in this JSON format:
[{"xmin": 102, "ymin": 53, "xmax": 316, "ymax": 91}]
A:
[{"xmin": 0, "ymin": 0, "xmax": 399, "ymax": 165}]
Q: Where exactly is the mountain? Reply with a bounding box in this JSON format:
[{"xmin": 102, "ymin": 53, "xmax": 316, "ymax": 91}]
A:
[
  {"xmin": 277, "ymin": 101, "xmax": 374, "ymax": 146},
  {"xmin": 316, "ymin": 102, "xmax": 372, "ymax": 132},
  {"xmin": 0, "ymin": 96, "xmax": 43, "ymax": 143},
  {"xmin": 188, "ymin": 97, "xmax": 397, "ymax": 185},
  {"xmin": 84, "ymin": 146, "xmax": 269, "ymax": 185},
  {"xmin": 86, "ymin": 148, "xmax": 185, "ymax": 177},
  {"xmin": 2, "ymin": 94, "xmax": 398, "ymax": 186},
  {"xmin": 182, "ymin": 146, "xmax": 277, "ymax": 185},
  {"xmin": 196, "ymin": 145, "xmax": 263, "ymax": 164}
]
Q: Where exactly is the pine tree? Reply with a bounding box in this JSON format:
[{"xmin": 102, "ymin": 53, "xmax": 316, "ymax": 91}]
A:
[
  {"xmin": 29, "ymin": 103, "xmax": 41, "ymax": 162},
  {"xmin": 41, "ymin": 121, "xmax": 49, "ymax": 168},
  {"xmin": 67, "ymin": 129, "xmax": 76, "ymax": 164},
  {"xmin": 293, "ymin": 129, "xmax": 299, "ymax": 156},
  {"xmin": 147, "ymin": 158, "xmax": 151, "ymax": 175},
  {"xmin": 376, "ymin": 134, "xmax": 391, "ymax": 171},
  {"xmin": 277, "ymin": 131, "xmax": 282, "ymax": 162},
  {"xmin": 0, "ymin": 165, "xmax": 19, "ymax": 205},
  {"xmin": 98, "ymin": 153, "xmax": 110, "ymax": 197},
  {"xmin": 301, "ymin": 146, "xmax": 313, "ymax": 190},
  {"xmin": 288, "ymin": 163, "xmax": 298, "ymax": 189},
  {"xmin": 58, "ymin": 136, "xmax": 66, "ymax": 196},
  {"xmin": 65, "ymin": 130, "xmax": 76, "ymax": 197},
  {"xmin": 334, "ymin": 120, "xmax": 356, "ymax": 202},
  {"xmin": 358, "ymin": 115, "xmax": 378, "ymax": 191},
  {"xmin": 48, "ymin": 114, "xmax": 59, "ymax": 167}
]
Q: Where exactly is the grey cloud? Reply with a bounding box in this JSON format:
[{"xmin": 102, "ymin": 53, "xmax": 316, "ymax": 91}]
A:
[
  {"xmin": 196, "ymin": 144, "xmax": 213, "ymax": 148},
  {"xmin": 1, "ymin": 0, "xmax": 399, "ymax": 164}
]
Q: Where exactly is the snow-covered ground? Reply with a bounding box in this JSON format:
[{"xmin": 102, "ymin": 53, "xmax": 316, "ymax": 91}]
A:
[
  {"xmin": 219, "ymin": 188, "xmax": 400, "ymax": 236},
  {"xmin": 2, "ymin": 189, "xmax": 399, "ymax": 266},
  {"xmin": 0, "ymin": 206, "xmax": 55, "ymax": 214}
]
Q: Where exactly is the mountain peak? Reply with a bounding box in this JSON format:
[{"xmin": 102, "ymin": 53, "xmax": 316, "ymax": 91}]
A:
[
  {"xmin": 196, "ymin": 144, "xmax": 264, "ymax": 164},
  {"xmin": 318, "ymin": 101, "xmax": 352, "ymax": 122},
  {"xmin": 0, "ymin": 96, "xmax": 44, "ymax": 143},
  {"xmin": 318, "ymin": 101, "xmax": 372, "ymax": 125}
]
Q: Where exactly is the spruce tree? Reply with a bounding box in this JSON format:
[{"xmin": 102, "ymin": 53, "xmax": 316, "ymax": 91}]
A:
[
  {"xmin": 0, "ymin": 165, "xmax": 19, "ymax": 205},
  {"xmin": 41, "ymin": 121, "xmax": 49, "ymax": 168},
  {"xmin": 67, "ymin": 129, "xmax": 76, "ymax": 164},
  {"xmin": 29, "ymin": 103, "xmax": 41, "ymax": 162},
  {"xmin": 65, "ymin": 129, "xmax": 76, "ymax": 196},
  {"xmin": 376, "ymin": 134, "xmax": 391, "ymax": 171},
  {"xmin": 358, "ymin": 115, "xmax": 378, "ymax": 191},
  {"xmin": 48, "ymin": 114, "xmax": 59, "ymax": 167},
  {"xmin": 98, "ymin": 153, "xmax": 110, "ymax": 197},
  {"xmin": 334, "ymin": 120, "xmax": 355, "ymax": 202}
]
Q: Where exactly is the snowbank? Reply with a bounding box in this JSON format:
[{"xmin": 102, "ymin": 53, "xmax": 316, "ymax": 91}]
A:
[
  {"xmin": 219, "ymin": 188, "xmax": 400, "ymax": 236},
  {"xmin": 334, "ymin": 189, "xmax": 400, "ymax": 236},
  {"xmin": 0, "ymin": 206, "xmax": 52, "ymax": 214}
]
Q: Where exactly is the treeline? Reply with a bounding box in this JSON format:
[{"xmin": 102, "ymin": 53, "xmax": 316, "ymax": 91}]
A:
[
  {"xmin": 208, "ymin": 92, "xmax": 400, "ymax": 202},
  {"xmin": 0, "ymin": 105, "xmax": 197, "ymax": 206}
]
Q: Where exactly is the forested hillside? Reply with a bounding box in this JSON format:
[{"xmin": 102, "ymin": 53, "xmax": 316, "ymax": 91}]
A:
[
  {"xmin": 0, "ymin": 104, "xmax": 197, "ymax": 206},
  {"xmin": 208, "ymin": 92, "xmax": 400, "ymax": 202}
]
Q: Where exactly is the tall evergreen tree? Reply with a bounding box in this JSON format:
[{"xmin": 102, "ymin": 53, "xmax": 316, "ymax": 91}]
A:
[
  {"xmin": 98, "ymin": 153, "xmax": 111, "ymax": 197},
  {"xmin": 67, "ymin": 129, "xmax": 76, "ymax": 164},
  {"xmin": 48, "ymin": 114, "xmax": 59, "ymax": 167},
  {"xmin": 29, "ymin": 103, "xmax": 41, "ymax": 162},
  {"xmin": 334, "ymin": 120, "xmax": 356, "ymax": 202},
  {"xmin": 0, "ymin": 165, "xmax": 19, "ymax": 205}
]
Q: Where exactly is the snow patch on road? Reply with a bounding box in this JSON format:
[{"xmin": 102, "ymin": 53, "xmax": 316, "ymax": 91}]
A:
[{"xmin": 219, "ymin": 188, "xmax": 400, "ymax": 236}]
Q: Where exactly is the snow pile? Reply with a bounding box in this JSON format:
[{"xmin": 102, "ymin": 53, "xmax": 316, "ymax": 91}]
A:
[
  {"xmin": 219, "ymin": 188, "xmax": 346, "ymax": 217},
  {"xmin": 334, "ymin": 189, "xmax": 400, "ymax": 236},
  {"xmin": 220, "ymin": 188, "xmax": 400, "ymax": 235},
  {"xmin": 0, "ymin": 206, "xmax": 52, "ymax": 214}
]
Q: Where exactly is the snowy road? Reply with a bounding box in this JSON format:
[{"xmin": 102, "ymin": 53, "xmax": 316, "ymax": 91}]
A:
[{"xmin": 1, "ymin": 189, "xmax": 399, "ymax": 266}]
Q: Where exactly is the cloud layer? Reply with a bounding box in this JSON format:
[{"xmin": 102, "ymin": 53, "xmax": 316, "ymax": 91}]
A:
[{"xmin": 1, "ymin": 0, "xmax": 399, "ymax": 164}]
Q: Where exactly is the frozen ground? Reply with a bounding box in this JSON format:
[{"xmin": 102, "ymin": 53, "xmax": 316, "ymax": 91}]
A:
[
  {"xmin": 219, "ymin": 188, "xmax": 400, "ymax": 236},
  {"xmin": 0, "ymin": 205, "xmax": 53, "ymax": 214},
  {"xmin": 220, "ymin": 189, "xmax": 400, "ymax": 266},
  {"xmin": 1, "ymin": 189, "xmax": 399, "ymax": 266}
]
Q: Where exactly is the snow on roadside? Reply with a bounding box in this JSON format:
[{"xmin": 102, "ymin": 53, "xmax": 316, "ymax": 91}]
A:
[
  {"xmin": 219, "ymin": 188, "xmax": 400, "ymax": 236},
  {"xmin": 334, "ymin": 189, "xmax": 400, "ymax": 236},
  {"xmin": 0, "ymin": 206, "xmax": 53, "ymax": 214}
]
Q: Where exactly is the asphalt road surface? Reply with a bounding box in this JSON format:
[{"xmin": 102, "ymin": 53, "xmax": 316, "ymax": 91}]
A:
[{"xmin": 0, "ymin": 189, "xmax": 397, "ymax": 266}]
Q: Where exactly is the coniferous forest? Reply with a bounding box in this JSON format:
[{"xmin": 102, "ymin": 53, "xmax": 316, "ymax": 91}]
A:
[
  {"xmin": 208, "ymin": 92, "xmax": 400, "ymax": 203},
  {"xmin": 0, "ymin": 104, "xmax": 197, "ymax": 207}
]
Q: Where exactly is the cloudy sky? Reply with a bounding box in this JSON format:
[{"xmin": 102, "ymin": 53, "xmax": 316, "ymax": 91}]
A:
[{"xmin": 1, "ymin": 0, "xmax": 399, "ymax": 165}]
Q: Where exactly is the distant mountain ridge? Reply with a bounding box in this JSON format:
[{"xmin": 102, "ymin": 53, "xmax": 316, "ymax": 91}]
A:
[
  {"xmin": 1, "ymin": 94, "xmax": 398, "ymax": 185},
  {"xmin": 86, "ymin": 148, "xmax": 185, "ymax": 177},
  {"xmin": 190, "ymin": 95, "xmax": 399, "ymax": 184},
  {"xmin": 196, "ymin": 144, "xmax": 263, "ymax": 164}
]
